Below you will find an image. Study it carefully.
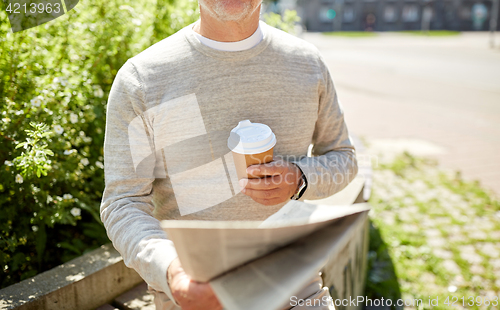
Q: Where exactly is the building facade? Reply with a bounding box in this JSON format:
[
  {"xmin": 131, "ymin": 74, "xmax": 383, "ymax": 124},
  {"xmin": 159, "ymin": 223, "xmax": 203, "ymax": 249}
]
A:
[{"xmin": 294, "ymin": 0, "xmax": 500, "ymax": 32}]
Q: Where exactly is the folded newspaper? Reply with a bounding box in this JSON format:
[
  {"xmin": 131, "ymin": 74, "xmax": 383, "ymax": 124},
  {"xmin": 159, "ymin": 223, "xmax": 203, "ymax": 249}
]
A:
[{"xmin": 161, "ymin": 200, "xmax": 370, "ymax": 310}]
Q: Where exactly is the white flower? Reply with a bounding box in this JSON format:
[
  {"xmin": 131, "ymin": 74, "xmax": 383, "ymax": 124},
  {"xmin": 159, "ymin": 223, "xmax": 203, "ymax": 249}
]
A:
[
  {"xmin": 63, "ymin": 194, "xmax": 73, "ymax": 200},
  {"xmin": 80, "ymin": 158, "xmax": 89, "ymax": 166},
  {"xmin": 64, "ymin": 149, "xmax": 76, "ymax": 155},
  {"xmin": 132, "ymin": 18, "xmax": 142, "ymax": 26},
  {"xmin": 93, "ymin": 88, "xmax": 104, "ymax": 98},
  {"xmin": 4, "ymin": 160, "xmax": 13, "ymax": 166},
  {"xmin": 448, "ymin": 285, "xmax": 457, "ymax": 293},
  {"xmin": 52, "ymin": 77, "xmax": 68, "ymax": 86},
  {"xmin": 30, "ymin": 96, "xmax": 42, "ymax": 107},
  {"xmin": 54, "ymin": 125, "xmax": 64, "ymax": 135},
  {"xmin": 53, "ymin": 77, "xmax": 68, "ymax": 86},
  {"xmin": 92, "ymin": 85, "xmax": 104, "ymax": 97},
  {"xmin": 70, "ymin": 113, "xmax": 78, "ymax": 124},
  {"xmin": 47, "ymin": 195, "xmax": 53, "ymax": 203},
  {"xmin": 95, "ymin": 161, "xmax": 104, "ymax": 169},
  {"xmin": 70, "ymin": 207, "xmax": 81, "ymax": 217},
  {"xmin": 15, "ymin": 174, "xmax": 23, "ymax": 184},
  {"xmin": 32, "ymin": 226, "xmax": 39, "ymax": 232}
]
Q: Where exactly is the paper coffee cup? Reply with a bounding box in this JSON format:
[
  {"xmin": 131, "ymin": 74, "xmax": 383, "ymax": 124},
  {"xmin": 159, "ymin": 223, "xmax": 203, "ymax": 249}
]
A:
[{"xmin": 227, "ymin": 120, "xmax": 277, "ymax": 179}]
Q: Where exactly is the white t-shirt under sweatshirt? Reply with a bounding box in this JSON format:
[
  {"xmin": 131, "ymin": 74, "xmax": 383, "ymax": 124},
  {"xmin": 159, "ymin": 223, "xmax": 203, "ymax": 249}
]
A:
[
  {"xmin": 191, "ymin": 20, "xmax": 264, "ymax": 51},
  {"xmin": 101, "ymin": 20, "xmax": 357, "ymax": 306}
]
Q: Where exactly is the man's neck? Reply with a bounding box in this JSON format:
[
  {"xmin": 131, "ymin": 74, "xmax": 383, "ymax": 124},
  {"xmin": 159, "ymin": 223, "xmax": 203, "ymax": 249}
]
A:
[{"xmin": 193, "ymin": 4, "xmax": 261, "ymax": 42}]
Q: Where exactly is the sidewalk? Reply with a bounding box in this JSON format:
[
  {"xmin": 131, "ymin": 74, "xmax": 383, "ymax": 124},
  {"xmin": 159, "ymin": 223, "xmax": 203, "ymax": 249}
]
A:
[{"xmin": 302, "ymin": 32, "xmax": 500, "ymax": 196}]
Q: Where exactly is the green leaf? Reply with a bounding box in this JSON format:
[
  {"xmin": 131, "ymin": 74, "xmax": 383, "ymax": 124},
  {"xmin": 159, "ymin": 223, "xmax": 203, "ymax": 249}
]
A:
[{"xmin": 58, "ymin": 241, "xmax": 82, "ymax": 255}]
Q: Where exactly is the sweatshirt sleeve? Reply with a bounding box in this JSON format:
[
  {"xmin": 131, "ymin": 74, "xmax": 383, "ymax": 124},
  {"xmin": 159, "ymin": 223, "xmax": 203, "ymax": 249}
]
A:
[
  {"xmin": 293, "ymin": 54, "xmax": 358, "ymax": 200},
  {"xmin": 100, "ymin": 60, "xmax": 179, "ymax": 304}
]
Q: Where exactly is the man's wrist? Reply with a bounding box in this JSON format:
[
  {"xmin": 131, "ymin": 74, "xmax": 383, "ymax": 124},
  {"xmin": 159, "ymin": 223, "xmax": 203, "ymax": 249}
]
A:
[
  {"xmin": 166, "ymin": 257, "xmax": 180, "ymax": 290},
  {"xmin": 166, "ymin": 262, "xmax": 174, "ymax": 291},
  {"xmin": 166, "ymin": 257, "xmax": 182, "ymax": 306}
]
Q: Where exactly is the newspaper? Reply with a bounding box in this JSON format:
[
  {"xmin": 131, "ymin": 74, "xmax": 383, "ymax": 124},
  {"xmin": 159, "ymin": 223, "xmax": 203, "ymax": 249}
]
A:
[{"xmin": 161, "ymin": 200, "xmax": 370, "ymax": 310}]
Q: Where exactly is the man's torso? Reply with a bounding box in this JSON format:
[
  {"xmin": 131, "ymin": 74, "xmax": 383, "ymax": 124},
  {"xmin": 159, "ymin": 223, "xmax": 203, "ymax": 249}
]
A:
[{"xmin": 126, "ymin": 23, "xmax": 325, "ymax": 221}]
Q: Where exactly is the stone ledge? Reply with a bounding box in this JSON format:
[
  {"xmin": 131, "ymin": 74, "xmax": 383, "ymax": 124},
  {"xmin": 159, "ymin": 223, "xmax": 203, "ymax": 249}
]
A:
[{"xmin": 0, "ymin": 244, "xmax": 143, "ymax": 310}]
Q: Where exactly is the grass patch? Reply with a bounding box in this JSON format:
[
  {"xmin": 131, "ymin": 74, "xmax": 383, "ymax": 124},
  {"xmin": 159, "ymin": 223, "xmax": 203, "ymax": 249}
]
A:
[
  {"xmin": 323, "ymin": 31, "xmax": 378, "ymax": 38},
  {"xmin": 366, "ymin": 152, "xmax": 500, "ymax": 309},
  {"xmin": 397, "ymin": 30, "xmax": 461, "ymax": 36}
]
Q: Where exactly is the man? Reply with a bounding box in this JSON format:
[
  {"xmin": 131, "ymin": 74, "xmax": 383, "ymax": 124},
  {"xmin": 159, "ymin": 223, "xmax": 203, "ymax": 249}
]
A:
[{"xmin": 100, "ymin": 0, "xmax": 358, "ymax": 309}]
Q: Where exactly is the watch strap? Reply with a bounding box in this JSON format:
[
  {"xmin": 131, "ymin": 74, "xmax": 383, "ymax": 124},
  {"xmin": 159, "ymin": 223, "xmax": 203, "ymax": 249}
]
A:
[{"xmin": 292, "ymin": 173, "xmax": 307, "ymax": 200}]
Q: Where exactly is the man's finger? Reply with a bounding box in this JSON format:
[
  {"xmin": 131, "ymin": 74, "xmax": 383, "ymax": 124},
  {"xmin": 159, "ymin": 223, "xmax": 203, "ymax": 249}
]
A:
[
  {"xmin": 252, "ymin": 197, "xmax": 284, "ymax": 206},
  {"xmin": 239, "ymin": 176, "xmax": 282, "ymax": 190},
  {"xmin": 183, "ymin": 282, "xmax": 221, "ymax": 308},
  {"xmin": 242, "ymin": 187, "xmax": 283, "ymax": 199},
  {"xmin": 246, "ymin": 161, "xmax": 285, "ymax": 177}
]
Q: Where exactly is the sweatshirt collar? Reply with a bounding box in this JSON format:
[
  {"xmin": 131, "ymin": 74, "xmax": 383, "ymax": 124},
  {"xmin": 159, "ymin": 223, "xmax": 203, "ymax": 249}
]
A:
[{"xmin": 183, "ymin": 20, "xmax": 271, "ymax": 61}]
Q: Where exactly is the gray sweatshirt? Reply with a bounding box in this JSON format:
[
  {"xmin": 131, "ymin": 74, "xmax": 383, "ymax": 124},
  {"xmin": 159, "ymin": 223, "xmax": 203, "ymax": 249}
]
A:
[{"xmin": 100, "ymin": 21, "xmax": 358, "ymax": 302}]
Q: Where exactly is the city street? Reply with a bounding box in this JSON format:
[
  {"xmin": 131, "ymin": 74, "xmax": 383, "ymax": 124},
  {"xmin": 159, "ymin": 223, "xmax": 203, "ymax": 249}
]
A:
[{"xmin": 302, "ymin": 32, "xmax": 500, "ymax": 196}]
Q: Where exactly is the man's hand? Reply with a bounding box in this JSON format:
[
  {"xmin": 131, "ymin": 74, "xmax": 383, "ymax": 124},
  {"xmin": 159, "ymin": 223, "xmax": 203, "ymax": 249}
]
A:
[
  {"xmin": 167, "ymin": 258, "xmax": 222, "ymax": 310},
  {"xmin": 239, "ymin": 159, "xmax": 303, "ymax": 206}
]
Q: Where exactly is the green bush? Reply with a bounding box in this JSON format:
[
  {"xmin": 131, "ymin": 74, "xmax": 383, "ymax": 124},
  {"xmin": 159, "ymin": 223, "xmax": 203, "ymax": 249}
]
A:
[
  {"xmin": 262, "ymin": 9, "xmax": 300, "ymax": 35},
  {"xmin": 0, "ymin": 0, "xmax": 199, "ymax": 288}
]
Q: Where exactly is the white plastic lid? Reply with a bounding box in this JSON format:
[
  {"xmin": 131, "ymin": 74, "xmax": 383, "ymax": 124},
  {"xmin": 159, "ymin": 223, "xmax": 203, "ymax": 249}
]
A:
[{"xmin": 227, "ymin": 120, "xmax": 276, "ymax": 155}]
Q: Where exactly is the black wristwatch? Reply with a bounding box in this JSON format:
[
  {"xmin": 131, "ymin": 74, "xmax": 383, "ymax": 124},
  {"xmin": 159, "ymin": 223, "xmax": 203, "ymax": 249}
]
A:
[{"xmin": 291, "ymin": 172, "xmax": 307, "ymax": 200}]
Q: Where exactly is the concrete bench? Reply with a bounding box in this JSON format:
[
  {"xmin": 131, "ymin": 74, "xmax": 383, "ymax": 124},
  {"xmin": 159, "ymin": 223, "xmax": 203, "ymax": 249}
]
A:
[{"xmin": 0, "ymin": 243, "xmax": 143, "ymax": 310}]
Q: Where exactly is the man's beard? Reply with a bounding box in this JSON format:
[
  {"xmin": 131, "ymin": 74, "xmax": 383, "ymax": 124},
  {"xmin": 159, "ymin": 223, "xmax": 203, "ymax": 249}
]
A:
[{"xmin": 200, "ymin": 0, "xmax": 257, "ymax": 22}]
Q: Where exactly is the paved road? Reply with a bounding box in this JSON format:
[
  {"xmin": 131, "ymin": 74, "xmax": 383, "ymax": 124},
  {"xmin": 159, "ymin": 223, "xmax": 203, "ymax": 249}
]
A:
[{"xmin": 302, "ymin": 32, "xmax": 500, "ymax": 196}]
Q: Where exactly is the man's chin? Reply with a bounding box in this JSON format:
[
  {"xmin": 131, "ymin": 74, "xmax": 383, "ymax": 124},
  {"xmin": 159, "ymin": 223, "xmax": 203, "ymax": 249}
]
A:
[
  {"xmin": 217, "ymin": 12, "xmax": 251, "ymax": 22},
  {"xmin": 212, "ymin": 2, "xmax": 254, "ymax": 22}
]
